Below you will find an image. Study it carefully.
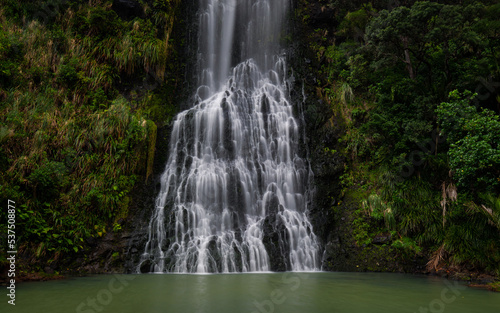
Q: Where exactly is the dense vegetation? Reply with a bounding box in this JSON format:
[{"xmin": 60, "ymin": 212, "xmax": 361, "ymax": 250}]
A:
[
  {"xmin": 0, "ymin": 0, "xmax": 182, "ymax": 272},
  {"xmin": 301, "ymin": 0, "xmax": 500, "ymax": 274}
]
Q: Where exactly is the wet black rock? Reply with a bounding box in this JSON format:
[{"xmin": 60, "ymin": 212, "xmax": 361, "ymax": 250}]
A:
[
  {"xmin": 262, "ymin": 212, "xmax": 290, "ymax": 271},
  {"xmin": 139, "ymin": 259, "xmax": 154, "ymax": 273},
  {"xmin": 372, "ymin": 234, "xmax": 392, "ymax": 245}
]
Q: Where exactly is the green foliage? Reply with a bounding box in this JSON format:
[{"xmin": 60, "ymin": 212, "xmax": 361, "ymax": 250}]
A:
[
  {"xmin": 73, "ymin": 7, "xmax": 123, "ymax": 39},
  {"xmin": 389, "ymin": 178, "xmax": 444, "ymax": 244},
  {"xmin": 57, "ymin": 58, "xmax": 79, "ymax": 87},
  {"xmin": 391, "ymin": 237, "xmax": 422, "ymax": 255},
  {"xmin": 437, "ymin": 91, "xmax": 500, "ymax": 190},
  {"xmin": 323, "ymin": 45, "xmax": 348, "ymax": 81},
  {"xmin": 146, "ymin": 120, "xmax": 157, "ymax": 182},
  {"xmin": 489, "ymin": 281, "xmax": 500, "ymax": 292},
  {"xmin": 352, "ymin": 213, "xmax": 373, "ymax": 246},
  {"xmin": 362, "ymin": 194, "xmax": 396, "ymax": 231},
  {"xmin": 28, "ymin": 161, "xmax": 68, "ymax": 201},
  {"xmin": 0, "ymin": 27, "xmax": 22, "ymax": 87},
  {"xmin": 336, "ymin": 3, "xmax": 374, "ymax": 42},
  {"xmin": 0, "ymin": 0, "xmax": 182, "ymax": 269},
  {"xmin": 308, "ymin": 1, "xmax": 500, "ymax": 273},
  {"xmin": 365, "ymin": 1, "xmax": 485, "ymax": 86},
  {"xmin": 445, "ymin": 199, "xmax": 500, "ymax": 272}
]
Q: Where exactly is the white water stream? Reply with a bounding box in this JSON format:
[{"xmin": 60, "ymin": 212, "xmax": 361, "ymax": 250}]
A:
[{"xmin": 139, "ymin": 0, "xmax": 319, "ymax": 273}]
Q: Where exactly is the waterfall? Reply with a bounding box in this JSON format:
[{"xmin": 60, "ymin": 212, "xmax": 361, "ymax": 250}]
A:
[{"xmin": 138, "ymin": 0, "xmax": 319, "ymax": 273}]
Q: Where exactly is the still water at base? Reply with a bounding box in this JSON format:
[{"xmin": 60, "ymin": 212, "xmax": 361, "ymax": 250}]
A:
[{"xmin": 4, "ymin": 272, "xmax": 500, "ymax": 313}]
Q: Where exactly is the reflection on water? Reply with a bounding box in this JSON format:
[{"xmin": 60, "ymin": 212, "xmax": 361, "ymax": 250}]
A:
[{"xmin": 3, "ymin": 272, "xmax": 500, "ymax": 313}]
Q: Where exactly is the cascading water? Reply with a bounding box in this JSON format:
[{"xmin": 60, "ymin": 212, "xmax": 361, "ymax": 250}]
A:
[{"xmin": 138, "ymin": 0, "xmax": 320, "ymax": 273}]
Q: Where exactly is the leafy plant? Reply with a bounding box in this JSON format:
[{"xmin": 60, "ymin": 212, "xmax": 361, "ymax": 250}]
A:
[{"xmin": 437, "ymin": 90, "xmax": 500, "ymax": 191}]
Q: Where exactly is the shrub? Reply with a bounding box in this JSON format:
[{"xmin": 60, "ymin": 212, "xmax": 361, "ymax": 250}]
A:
[{"xmin": 28, "ymin": 161, "xmax": 68, "ymax": 201}]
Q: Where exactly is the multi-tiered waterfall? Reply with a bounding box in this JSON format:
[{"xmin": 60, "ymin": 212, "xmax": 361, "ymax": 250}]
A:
[{"xmin": 139, "ymin": 0, "xmax": 319, "ymax": 273}]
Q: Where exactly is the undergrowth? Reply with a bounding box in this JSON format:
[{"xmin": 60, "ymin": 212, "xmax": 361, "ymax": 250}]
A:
[{"xmin": 0, "ymin": 0, "xmax": 182, "ymax": 269}]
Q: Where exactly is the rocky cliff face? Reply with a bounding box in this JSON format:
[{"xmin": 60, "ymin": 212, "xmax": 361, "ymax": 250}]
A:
[
  {"xmin": 290, "ymin": 0, "xmax": 426, "ymax": 273},
  {"xmin": 68, "ymin": 0, "xmax": 197, "ymax": 275}
]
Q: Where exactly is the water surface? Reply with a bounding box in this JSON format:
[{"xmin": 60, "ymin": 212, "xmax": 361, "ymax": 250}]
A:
[{"xmin": 4, "ymin": 272, "xmax": 500, "ymax": 313}]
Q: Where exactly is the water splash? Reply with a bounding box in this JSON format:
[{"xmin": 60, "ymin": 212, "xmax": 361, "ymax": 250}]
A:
[{"xmin": 139, "ymin": 0, "xmax": 319, "ymax": 273}]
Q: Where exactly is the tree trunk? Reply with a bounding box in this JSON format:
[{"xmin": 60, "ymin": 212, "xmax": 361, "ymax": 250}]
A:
[{"xmin": 402, "ymin": 36, "xmax": 415, "ymax": 79}]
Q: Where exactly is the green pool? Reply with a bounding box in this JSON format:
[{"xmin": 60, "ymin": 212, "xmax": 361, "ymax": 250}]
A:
[{"xmin": 3, "ymin": 272, "xmax": 499, "ymax": 313}]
